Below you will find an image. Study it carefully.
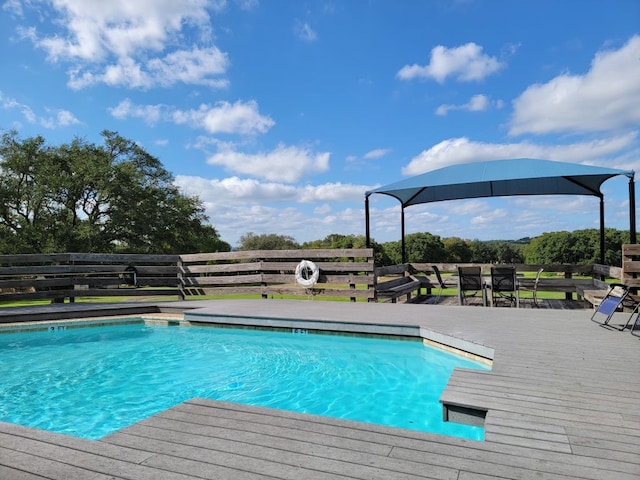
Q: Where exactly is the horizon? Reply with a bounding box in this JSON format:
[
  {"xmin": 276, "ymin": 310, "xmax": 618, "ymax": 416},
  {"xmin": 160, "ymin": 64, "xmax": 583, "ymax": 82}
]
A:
[{"xmin": 1, "ymin": 1, "xmax": 638, "ymax": 248}]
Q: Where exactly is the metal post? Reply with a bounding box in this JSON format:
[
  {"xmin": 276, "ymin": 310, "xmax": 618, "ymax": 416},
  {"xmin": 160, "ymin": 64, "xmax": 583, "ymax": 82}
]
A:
[
  {"xmin": 401, "ymin": 206, "xmax": 406, "ymax": 264},
  {"xmin": 365, "ymin": 195, "xmax": 371, "ymax": 248},
  {"xmin": 599, "ymin": 196, "xmax": 605, "ymax": 265},
  {"xmin": 630, "ymin": 176, "xmax": 637, "ymax": 244}
]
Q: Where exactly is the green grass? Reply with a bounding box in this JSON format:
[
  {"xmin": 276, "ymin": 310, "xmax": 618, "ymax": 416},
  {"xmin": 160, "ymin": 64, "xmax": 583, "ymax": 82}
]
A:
[{"xmin": 0, "ymin": 292, "xmax": 369, "ymax": 308}]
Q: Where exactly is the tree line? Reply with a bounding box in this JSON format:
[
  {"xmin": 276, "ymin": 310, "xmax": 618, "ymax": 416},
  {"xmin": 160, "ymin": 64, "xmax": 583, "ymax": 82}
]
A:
[{"xmin": 238, "ymin": 229, "xmax": 631, "ymax": 267}]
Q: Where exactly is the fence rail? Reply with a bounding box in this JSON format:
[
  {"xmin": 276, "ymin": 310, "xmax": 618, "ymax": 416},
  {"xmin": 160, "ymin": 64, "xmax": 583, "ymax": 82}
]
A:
[
  {"xmin": 2, "ymin": 246, "xmax": 638, "ymax": 306},
  {"xmin": 375, "ymin": 258, "xmax": 631, "ymax": 305},
  {"xmin": 0, "ymin": 249, "xmax": 375, "ymax": 303},
  {"xmin": 179, "ymin": 249, "xmax": 374, "ymax": 302}
]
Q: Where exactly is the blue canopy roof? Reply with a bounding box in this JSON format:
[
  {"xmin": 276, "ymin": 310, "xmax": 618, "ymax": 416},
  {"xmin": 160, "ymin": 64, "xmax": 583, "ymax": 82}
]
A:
[{"xmin": 365, "ymin": 158, "xmax": 634, "ymax": 207}]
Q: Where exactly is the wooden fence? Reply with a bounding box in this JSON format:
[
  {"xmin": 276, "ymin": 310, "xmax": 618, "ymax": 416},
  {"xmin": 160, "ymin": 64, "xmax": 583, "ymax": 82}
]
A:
[
  {"xmin": 375, "ymin": 260, "xmax": 627, "ymax": 305},
  {"xmin": 0, "ymin": 249, "xmax": 375, "ymax": 303},
  {"xmin": 179, "ymin": 249, "xmax": 375, "ymax": 302},
  {"xmin": 622, "ymin": 243, "xmax": 640, "ymax": 292},
  {"xmin": 1, "ymin": 246, "xmax": 637, "ymax": 305},
  {"xmin": 0, "ymin": 253, "xmax": 181, "ymax": 302}
]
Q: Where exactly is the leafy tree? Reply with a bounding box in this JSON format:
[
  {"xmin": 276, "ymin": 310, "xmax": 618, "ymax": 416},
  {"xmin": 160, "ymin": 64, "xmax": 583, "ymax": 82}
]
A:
[
  {"xmin": 0, "ymin": 130, "xmax": 227, "ymax": 254},
  {"xmin": 237, "ymin": 232, "xmax": 300, "ymax": 250},
  {"xmin": 467, "ymin": 240, "xmax": 494, "ymax": 263},
  {"xmin": 524, "ymin": 228, "xmax": 628, "ymax": 266},
  {"xmin": 380, "ymin": 232, "xmax": 446, "ymax": 264},
  {"xmin": 302, "ymin": 233, "xmax": 367, "ymax": 249},
  {"xmin": 491, "ymin": 241, "xmax": 525, "ymax": 263},
  {"xmin": 443, "ymin": 237, "xmax": 472, "ymax": 263},
  {"xmin": 379, "ymin": 240, "xmax": 402, "ymax": 265}
]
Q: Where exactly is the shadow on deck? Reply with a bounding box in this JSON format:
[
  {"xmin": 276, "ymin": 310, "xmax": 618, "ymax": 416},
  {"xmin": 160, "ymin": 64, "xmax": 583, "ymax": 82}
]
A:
[{"xmin": 412, "ymin": 294, "xmax": 592, "ymax": 310}]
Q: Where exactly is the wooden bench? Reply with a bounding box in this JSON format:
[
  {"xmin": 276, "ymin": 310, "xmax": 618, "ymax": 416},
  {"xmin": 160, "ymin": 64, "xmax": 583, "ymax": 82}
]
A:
[
  {"xmin": 575, "ymin": 279, "xmax": 610, "ymax": 308},
  {"xmin": 376, "ymin": 275, "xmax": 423, "ymax": 303}
]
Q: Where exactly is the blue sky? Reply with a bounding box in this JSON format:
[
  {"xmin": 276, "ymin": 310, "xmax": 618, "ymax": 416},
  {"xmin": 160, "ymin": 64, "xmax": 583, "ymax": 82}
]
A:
[{"xmin": 1, "ymin": 1, "xmax": 639, "ymax": 248}]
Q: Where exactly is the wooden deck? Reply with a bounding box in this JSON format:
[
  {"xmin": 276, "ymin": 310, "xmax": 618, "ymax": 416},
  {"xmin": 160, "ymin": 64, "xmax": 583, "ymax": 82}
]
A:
[{"xmin": 0, "ymin": 299, "xmax": 638, "ymax": 479}]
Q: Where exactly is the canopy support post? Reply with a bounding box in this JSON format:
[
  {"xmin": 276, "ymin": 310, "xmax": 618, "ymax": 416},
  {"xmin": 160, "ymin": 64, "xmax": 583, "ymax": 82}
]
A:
[
  {"xmin": 365, "ymin": 195, "xmax": 371, "ymax": 248},
  {"xmin": 401, "ymin": 206, "xmax": 406, "ymax": 264},
  {"xmin": 599, "ymin": 196, "xmax": 605, "ymax": 265},
  {"xmin": 629, "ymin": 175, "xmax": 636, "ymax": 244}
]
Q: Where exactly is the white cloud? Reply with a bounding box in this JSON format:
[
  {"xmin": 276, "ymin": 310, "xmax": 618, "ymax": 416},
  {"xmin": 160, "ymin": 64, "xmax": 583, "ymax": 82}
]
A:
[
  {"xmin": 0, "ymin": 91, "xmax": 80, "ymax": 128},
  {"xmin": 294, "ymin": 20, "xmax": 318, "ymax": 42},
  {"xmin": 68, "ymin": 47, "xmax": 229, "ymax": 89},
  {"xmin": 206, "ymin": 144, "xmax": 330, "ymax": 183},
  {"xmin": 173, "ymin": 100, "xmax": 274, "ymax": 135},
  {"xmin": 18, "ymin": 1, "xmax": 230, "ymax": 89},
  {"xmin": 109, "ymin": 98, "xmax": 165, "ymax": 124},
  {"xmin": 55, "ymin": 109, "xmax": 81, "ymax": 127},
  {"xmin": 27, "ymin": 0, "xmax": 214, "ymax": 61},
  {"xmin": 363, "ymin": 148, "xmax": 391, "ymax": 159},
  {"xmin": 470, "ymin": 208, "xmax": 508, "ymax": 225},
  {"xmin": 510, "ymin": 35, "xmax": 640, "ymax": 135},
  {"xmin": 173, "ymin": 175, "xmax": 373, "ymax": 245},
  {"xmin": 397, "ymin": 42, "xmax": 504, "ymax": 83},
  {"xmin": 314, "ymin": 204, "xmax": 332, "ymax": 215},
  {"xmin": 110, "ymin": 98, "xmax": 274, "ymax": 135},
  {"xmin": 402, "ymin": 134, "xmax": 639, "ymax": 175},
  {"xmin": 175, "ymin": 176, "xmax": 298, "ymax": 203},
  {"xmin": 436, "ymin": 94, "xmax": 500, "ymax": 116},
  {"xmin": 175, "ymin": 175, "xmax": 370, "ymax": 204},
  {"xmin": 236, "ymin": 0, "xmax": 259, "ymax": 10},
  {"xmin": 2, "ymin": 0, "xmax": 22, "ymax": 16}
]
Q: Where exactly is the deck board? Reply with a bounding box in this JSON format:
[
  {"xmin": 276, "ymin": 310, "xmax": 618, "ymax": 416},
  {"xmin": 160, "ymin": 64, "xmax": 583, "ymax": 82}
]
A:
[{"xmin": 0, "ymin": 299, "xmax": 639, "ymax": 479}]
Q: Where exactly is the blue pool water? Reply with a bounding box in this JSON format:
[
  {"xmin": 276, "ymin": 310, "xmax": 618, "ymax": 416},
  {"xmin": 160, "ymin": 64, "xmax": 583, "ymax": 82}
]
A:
[{"xmin": 0, "ymin": 322, "xmax": 489, "ymax": 440}]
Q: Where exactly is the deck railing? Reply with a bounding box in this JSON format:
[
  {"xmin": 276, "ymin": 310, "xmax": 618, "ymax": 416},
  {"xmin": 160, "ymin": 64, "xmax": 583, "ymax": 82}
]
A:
[
  {"xmin": 0, "ymin": 249, "xmax": 375, "ymax": 303},
  {"xmin": 374, "ymin": 252, "xmax": 634, "ymax": 305},
  {"xmin": 1, "ymin": 245, "xmax": 637, "ymax": 306},
  {"xmin": 179, "ymin": 249, "xmax": 375, "ymax": 302},
  {"xmin": 0, "ymin": 253, "xmax": 182, "ymax": 302}
]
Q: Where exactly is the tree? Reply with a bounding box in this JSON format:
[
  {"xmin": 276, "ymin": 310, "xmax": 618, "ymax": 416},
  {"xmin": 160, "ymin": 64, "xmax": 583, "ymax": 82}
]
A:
[
  {"xmin": 524, "ymin": 229, "xmax": 629, "ymax": 266},
  {"xmin": 443, "ymin": 237, "xmax": 472, "ymax": 263},
  {"xmin": 301, "ymin": 233, "xmax": 367, "ymax": 249},
  {"xmin": 0, "ymin": 130, "xmax": 227, "ymax": 254},
  {"xmin": 237, "ymin": 232, "xmax": 300, "ymax": 250},
  {"xmin": 380, "ymin": 232, "xmax": 446, "ymax": 265}
]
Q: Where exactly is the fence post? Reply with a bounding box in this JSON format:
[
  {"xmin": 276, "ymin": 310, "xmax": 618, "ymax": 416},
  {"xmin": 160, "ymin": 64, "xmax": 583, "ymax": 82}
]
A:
[{"xmin": 177, "ymin": 257, "xmax": 185, "ymax": 301}]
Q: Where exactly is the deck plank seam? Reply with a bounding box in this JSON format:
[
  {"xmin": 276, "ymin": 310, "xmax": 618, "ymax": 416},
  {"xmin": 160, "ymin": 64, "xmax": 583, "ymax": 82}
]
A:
[{"xmin": 110, "ymin": 428, "xmax": 450, "ymax": 480}]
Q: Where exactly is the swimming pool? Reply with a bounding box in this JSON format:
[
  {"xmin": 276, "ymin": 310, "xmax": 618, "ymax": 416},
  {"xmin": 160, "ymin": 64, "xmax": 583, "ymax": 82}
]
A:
[{"xmin": 0, "ymin": 320, "xmax": 489, "ymax": 440}]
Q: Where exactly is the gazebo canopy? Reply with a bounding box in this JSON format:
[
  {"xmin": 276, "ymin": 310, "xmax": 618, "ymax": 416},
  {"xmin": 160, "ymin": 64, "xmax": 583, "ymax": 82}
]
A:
[{"xmin": 364, "ymin": 158, "xmax": 636, "ymax": 263}]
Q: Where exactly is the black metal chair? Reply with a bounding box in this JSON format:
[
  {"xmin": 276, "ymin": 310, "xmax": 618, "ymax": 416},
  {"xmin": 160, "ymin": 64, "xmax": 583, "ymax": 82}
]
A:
[
  {"xmin": 619, "ymin": 295, "xmax": 640, "ymax": 335},
  {"xmin": 457, "ymin": 266, "xmax": 486, "ymax": 306},
  {"xmin": 489, "ymin": 266, "xmax": 519, "ymax": 307},
  {"xmin": 519, "ymin": 267, "xmax": 543, "ymax": 307}
]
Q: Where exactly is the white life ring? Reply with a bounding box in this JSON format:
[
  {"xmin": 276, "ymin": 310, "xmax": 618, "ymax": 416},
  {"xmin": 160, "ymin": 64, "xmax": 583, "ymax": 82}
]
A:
[{"xmin": 295, "ymin": 260, "xmax": 319, "ymax": 287}]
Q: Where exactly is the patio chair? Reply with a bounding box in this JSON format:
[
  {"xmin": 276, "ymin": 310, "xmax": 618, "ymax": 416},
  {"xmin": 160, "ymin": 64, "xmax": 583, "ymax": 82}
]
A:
[
  {"xmin": 519, "ymin": 268, "xmax": 544, "ymax": 307},
  {"xmin": 430, "ymin": 265, "xmax": 447, "ymax": 303},
  {"xmin": 615, "ymin": 293, "xmax": 640, "ymax": 335},
  {"xmin": 457, "ymin": 266, "xmax": 486, "ymax": 306},
  {"xmin": 489, "ymin": 266, "xmax": 519, "ymax": 308},
  {"xmin": 590, "ymin": 283, "xmax": 629, "ymax": 327}
]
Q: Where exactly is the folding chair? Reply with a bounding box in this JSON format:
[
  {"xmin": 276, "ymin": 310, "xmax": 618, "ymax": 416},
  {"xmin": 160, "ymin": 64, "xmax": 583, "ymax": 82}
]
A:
[
  {"xmin": 590, "ymin": 283, "xmax": 629, "ymax": 327},
  {"xmin": 519, "ymin": 268, "xmax": 543, "ymax": 307},
  {"xmin": 430, "ymin": 265, "xmax": 447, "ymax": 303},
  {"xmin": 489, "ymin": 266, "xmax": 519, "ymax": 308},
  {"xmin": 617, "ymin": 293, "xmax": 640, "ymax": 335},
  {"xmin": 457, "ymin": 266, "xmax": 486, "ymax": 306}
]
